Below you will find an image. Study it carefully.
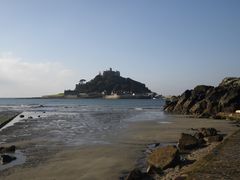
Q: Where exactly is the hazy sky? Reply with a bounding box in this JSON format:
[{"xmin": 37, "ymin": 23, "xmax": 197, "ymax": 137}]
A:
[{"xmin": 0, "ymin": 0, "xmax": 240, "ymax": 97}]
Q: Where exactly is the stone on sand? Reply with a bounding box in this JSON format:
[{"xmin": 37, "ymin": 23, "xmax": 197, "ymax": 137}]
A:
[
  {"xmin": 1, "ymin": 154, "xmax": 16, "ymax": 164},
  {"xmin": 206, "ymin": 135, "xmax": 224, "ymax": 143},
  {"xmin": 147, "ymin": 145, "xmax": 179, "ymax": 170},
  {"xmin": 178, "ymin": 133, "xmax": 200, "ymax": 150}
]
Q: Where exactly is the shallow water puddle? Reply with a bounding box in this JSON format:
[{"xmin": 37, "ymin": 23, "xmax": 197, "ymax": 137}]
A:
[{"xmin": 0, "ymin": 150, "xmax": 26, "ymax": 171}]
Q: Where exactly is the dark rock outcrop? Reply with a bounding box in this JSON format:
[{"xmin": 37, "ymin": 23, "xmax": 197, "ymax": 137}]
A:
[
  {"xmin": 200, "ymin": 128, "xmax": 217, "ymax": 137},
  {"xmin": 164, "ymin": 77, "xmax": 240, "ymax": 118},
  {"xmin": 147, "ymin": 145, "xmax": 179, "ymax": 170},
  {"xmin": 193, "ymin": 132, "xmax": 204, "ymax": 139},
  {"xmin": 0, "ymin": 145, "xmax": 16, "ymax": 154},
  {"xmin": 0, "ymin": 155, "xmax": 16, "ymax": 164},
  {"xmin": 206, "ymin": 135, "xmax": 224, "ymax": 143},
  {"xmin": 178, "ymin": 133, "xmax": 201, "ymax": 150},
  {"xmin": 193, "ymin": 132, "xmax": 206, "ymax": 145}
]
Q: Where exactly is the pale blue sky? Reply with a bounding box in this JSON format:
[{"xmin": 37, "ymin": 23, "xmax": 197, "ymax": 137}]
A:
[{"xmin": 0, "ymin": 0, "xmax": 240, "ymax": 97}]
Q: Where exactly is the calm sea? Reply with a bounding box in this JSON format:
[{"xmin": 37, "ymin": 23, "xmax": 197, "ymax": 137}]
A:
[{"xmin": 0, "ymin": 98, "xmax": 165, "ymax": 146}]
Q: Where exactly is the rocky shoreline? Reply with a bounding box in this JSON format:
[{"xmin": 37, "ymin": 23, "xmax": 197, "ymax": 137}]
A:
[
  {"xmin": 164, "ymin": 77, "xmax": 240, "ymax": 119},
  {"xmin": 187, "ymin": 128, "xmax": 240, "ymax": 179},
  {"xmin": 136, "ymin": 77, "xmax": 240, "ymax": 180},
  {"xmin": 124, "ymin": 125, "xmax": 240, "ymax": 180},
  {"xmin": 123, "ymin": 77, "xmax": 240, "ymax": 179}
]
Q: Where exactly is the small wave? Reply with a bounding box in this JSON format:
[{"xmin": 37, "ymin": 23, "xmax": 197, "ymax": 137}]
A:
[{"xmin": 158, "ymin": 121, "xmax": 172, "ymax": 124}]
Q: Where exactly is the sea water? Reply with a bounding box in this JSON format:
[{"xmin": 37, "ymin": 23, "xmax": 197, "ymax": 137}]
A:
[{"xmin": 0, "ymin": 98, "xmax": 165, "ymax": 146}]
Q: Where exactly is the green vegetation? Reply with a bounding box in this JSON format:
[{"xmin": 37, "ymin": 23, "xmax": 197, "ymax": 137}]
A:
[
  {"xmin": 0, "ymin": 116, "xmax": 8, "ymax": 125},
  {"xmin": 42, "ymin": 93, "xmax": 65, "ymax": 98}
]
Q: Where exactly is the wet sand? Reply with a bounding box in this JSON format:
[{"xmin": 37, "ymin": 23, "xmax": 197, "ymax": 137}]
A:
[{"xmin": 0, "ymin": 115, "xmax": 238, "ymax": 180}]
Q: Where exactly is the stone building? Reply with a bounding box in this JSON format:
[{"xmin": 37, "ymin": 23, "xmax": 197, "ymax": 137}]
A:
[{"xmin": 103, "ymin": 68, "xmax": 120, "ymax": 77}]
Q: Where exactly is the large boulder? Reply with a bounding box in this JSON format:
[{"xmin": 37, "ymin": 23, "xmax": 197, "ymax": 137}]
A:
[
  {"xmin": 199, "ymin": 128, "xmax": 217, "ymax": 137},
  {"xmin": 189, "ymin": 100, "xmax": 208, "ymax": 115},
  {"xmin": 206, "ymin": 135, "xmax": 224, "ymax": 143},
  {"xmin": 173, "ymin": 90, "xmax": 192, "ymax": 113},
  {"xmin": 178, "ymin": 133, "xmax": 200, "ymax": 150},
  {"xmin": 164, "ymin": 100, "xmax": 177, "ymax": 112},
  {"xmin": 205, "ymin": 87, "xmax": 228, "ymax": 114},
  {"xmin": 174, "ymin": 85, "xmax": 213, "ymax": 114},
  {"xmin": 218, "ymin": 88, "xmax": 240, "ymax": 112},
  {"xmin": 182, "ymin": 99, "xmax": 195, "ymax": 114},
  {"xmin": 164, "ymin": 96, "xmax": 179, "ymax": 112},
  {"xmin": 194, "ymin": 132, "xmax": 204, "ymax": 139},
  {"xmin": 147, "ymin": 145, "xmax": 179, "ymax": 170},
  {"xmin": 192, "ymin": 85, "xmax": 214, "ymax": 102}
]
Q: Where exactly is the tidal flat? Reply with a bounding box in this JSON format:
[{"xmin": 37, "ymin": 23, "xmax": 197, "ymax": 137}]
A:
[{"xmin": 0, "ymin": 111, "xmax": 238, "ymax": 180}]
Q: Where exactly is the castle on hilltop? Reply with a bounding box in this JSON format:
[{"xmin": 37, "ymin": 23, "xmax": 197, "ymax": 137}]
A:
[{"xmin": 101, "ymin": 68, "xmax": 120, "ymax": 77}]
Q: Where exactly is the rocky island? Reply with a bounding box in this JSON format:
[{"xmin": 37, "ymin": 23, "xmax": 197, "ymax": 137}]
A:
[{"xmin": 64, "ymin": 68, "xmax": 159, "ymax": 99}]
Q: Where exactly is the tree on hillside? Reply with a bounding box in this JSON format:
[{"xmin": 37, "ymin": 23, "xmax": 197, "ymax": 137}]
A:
[{"xmin": 79, "ymin": 79, "xmax": 86, "ymax": 85}]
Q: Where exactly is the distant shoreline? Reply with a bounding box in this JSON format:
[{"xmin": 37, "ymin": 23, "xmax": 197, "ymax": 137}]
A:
[{"xmin": 0, "ymin": 96, "xmax": 161, "ymax": 100}]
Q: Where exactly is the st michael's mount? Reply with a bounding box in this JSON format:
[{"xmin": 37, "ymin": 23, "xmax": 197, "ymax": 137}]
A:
[{"xmin": 63, "ymin": 68, "xmax": 162, "ymax": 99}]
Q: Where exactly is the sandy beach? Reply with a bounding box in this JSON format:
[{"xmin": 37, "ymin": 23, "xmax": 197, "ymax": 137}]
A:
[{"xmin": 0, "ymin": 115, "xmax": 238, "ymax": 180}]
